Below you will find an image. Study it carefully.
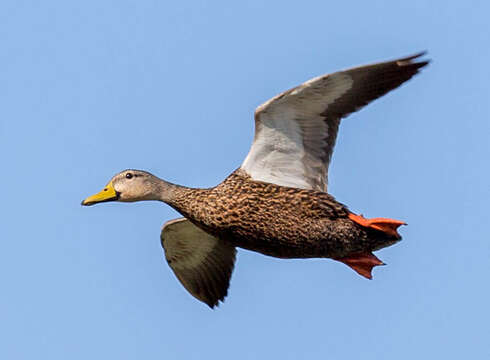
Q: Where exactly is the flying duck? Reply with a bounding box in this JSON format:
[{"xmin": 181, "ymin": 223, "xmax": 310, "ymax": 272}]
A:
[{"xmin": 82, "ymin": 52, "xmax": 429, "ymax": 307}]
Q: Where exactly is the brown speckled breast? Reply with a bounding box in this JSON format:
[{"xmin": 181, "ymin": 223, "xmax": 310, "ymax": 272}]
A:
[{"xmin": 168, "ymin": 169, "xmax": 400, "ymax": 259}]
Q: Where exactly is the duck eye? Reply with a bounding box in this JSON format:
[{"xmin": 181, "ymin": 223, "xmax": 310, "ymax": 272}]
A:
[{"xmin": 125, "ymin": 173, "xmax": 133, "ymax": 179}]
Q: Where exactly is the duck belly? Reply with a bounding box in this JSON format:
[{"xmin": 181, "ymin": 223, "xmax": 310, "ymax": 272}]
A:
[
  {"xmin": 181, "ymin": 172, "xmax": 401, "ymax": 259},
  {"xmin": 222, "ymin": 215, "xmax": 398, "ymax": 259}
]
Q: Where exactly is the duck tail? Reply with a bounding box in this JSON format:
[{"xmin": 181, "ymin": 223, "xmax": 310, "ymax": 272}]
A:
[{"xmin": 348, "ymin": 213, "xmax": 406, "ymax": 239}]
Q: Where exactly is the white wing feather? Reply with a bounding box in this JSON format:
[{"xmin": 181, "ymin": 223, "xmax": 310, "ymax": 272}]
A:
[
  {"xmin": 242, "ymin": 72, "xmax": 353, "ymax": 191},
  {"xmin": 241, "ymin": 53, "xmax": 429, "ymax": 192}
]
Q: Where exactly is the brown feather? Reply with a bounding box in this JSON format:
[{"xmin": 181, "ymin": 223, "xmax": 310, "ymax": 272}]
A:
[{"xmin": 167, "ymin": 170, "xmax": 400, "ymax": 260}]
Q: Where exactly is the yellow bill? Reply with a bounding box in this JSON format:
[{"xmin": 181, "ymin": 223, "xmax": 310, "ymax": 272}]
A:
[{"xmin": 81, "ymin": 181, "xmax": 119, "ymax": 206}]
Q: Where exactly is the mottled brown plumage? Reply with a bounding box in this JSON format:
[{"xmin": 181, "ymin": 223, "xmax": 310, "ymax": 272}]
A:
[
  {"xmin": 82, "ymin": 52, "xmax": 429, "ymax": 307},
  {"xmin": 167, "ymin": 169, "xmax": 399, "ymax": 259}
]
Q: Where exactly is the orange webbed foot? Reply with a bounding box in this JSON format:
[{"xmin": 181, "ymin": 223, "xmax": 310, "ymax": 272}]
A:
[
  {"xmin": 348, "ymin": 213, "xmax": 406, "ymax": 238},
  {"xmin": 334, "ymin": 252, "xmax": 385, "ymax": 279}
]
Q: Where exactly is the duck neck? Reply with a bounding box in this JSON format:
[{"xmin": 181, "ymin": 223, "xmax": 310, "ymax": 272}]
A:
[
  {"xmin": 152, "ymin": 178, "xmax": 185, "ymax": 203},
  {"xmin": 153, "ymin": 177, "xmax": 201, "ymax": 207}
]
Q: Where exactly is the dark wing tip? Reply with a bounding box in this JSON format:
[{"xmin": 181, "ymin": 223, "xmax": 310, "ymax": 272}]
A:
[
  {"xmin": 201, "ymin": 287, "xmax": 227, "ymax": 309},
  {"xmin": 400, "ymin": 50, "xmax": 427, "ymax": 60},
  {"xmin": 396, "ymin": 51, "xmax": 431, "ymax": 70},
  {"xmin": 397, "ymin": 50, "xmax": 429, "ymax": 62},
  {"xmin": 207, "ymin": 300, "xmax": 221, "ymax": 309}
]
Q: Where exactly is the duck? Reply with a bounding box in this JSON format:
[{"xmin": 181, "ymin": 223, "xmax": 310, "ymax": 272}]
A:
[{"xmin": 82, "ymin": 52, "xmax": 429, "ymax": 308}]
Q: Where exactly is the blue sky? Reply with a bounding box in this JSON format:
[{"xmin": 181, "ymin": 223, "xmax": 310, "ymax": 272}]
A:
[{"xmin": 1, "ymin": 1, "xmax": 489, "ymax": 359}]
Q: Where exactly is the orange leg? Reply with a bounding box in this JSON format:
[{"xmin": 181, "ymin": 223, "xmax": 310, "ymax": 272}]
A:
[
  {"xmin": 348, "ymin": 213, "xmax": 406, "ymax": 238},
  {"xmin": 334, "ymin": 252, "xmax": 385, "ymax": 279}
]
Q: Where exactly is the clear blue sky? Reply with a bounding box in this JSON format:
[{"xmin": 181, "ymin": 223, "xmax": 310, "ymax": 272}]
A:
[{"xmin": 1, "ymin": 1, "xmax": 489, "ymax": 359}]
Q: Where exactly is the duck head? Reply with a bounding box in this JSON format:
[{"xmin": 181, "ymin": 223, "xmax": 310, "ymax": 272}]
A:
[{"xmin": 81, "ymin": 169, "xmax": 163, "ymax": 206}]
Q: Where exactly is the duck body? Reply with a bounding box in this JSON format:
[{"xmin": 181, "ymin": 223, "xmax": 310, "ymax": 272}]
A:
[
  {"xmin": 82, "ymin": 52, "xmax": 429, "ymax": 307},
  {"xmin": 167, "ymin": 169, "xmax": 399, "ymax": 259}
]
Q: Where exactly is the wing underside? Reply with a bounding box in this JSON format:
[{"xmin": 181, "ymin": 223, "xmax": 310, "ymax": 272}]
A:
[
  {"xmin": 241, "ymin": 52, "xmax": 429, "ymax": 192},
  {"xmin": 161, "ymin": 218, "xmax": 236, "ymax": 308}
]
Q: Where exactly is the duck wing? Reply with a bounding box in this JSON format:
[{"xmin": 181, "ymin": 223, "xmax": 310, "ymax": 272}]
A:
[
  {"xmin": 241, "ymin": 52, "xmax": 429, "ymax": 192},
  {"xmin": 161, "ymin": 218, "xmax": 236, "ymax": 308}
]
